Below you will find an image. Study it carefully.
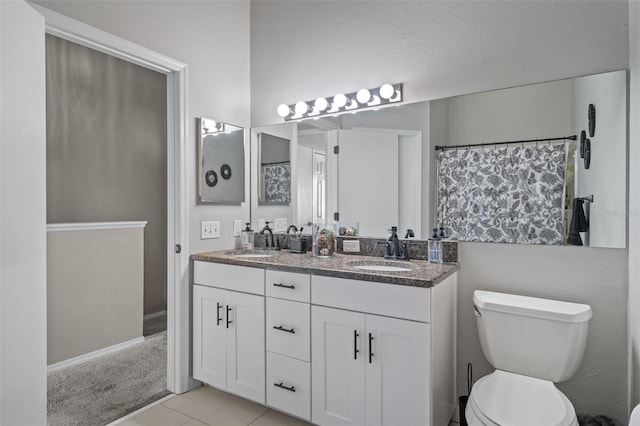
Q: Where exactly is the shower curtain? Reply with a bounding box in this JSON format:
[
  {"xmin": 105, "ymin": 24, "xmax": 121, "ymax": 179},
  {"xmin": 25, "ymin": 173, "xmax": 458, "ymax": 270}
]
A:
[
  {"xmin": 437, "ymin": 144, "xmax": 566, "ymax": 245},
  {"xmin": 262, "ymin": 162, "xmax": 291, "ymax": 203}
]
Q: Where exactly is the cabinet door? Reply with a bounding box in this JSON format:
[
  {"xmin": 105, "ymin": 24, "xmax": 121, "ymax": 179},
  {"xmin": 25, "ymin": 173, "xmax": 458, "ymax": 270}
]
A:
[
  {"xmin": 193, "ymin": 285, "xmax": 228, "ymax": 389},
  {"xmin": 226, "ymin": 291, "xmax": 265, "ymax": 404},
  {"xmin": 365, "ymin": 315, "xmax": 430, "ymax": 426},
  {"xmin": 312, "ymin": 306, "xmax": 366, "ymax": 426}
]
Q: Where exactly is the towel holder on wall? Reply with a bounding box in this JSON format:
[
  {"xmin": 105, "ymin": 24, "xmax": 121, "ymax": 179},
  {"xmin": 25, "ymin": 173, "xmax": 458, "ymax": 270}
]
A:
[{"xmin": 579, "ymin": 195, "xmax": 594, "ymax": 203}]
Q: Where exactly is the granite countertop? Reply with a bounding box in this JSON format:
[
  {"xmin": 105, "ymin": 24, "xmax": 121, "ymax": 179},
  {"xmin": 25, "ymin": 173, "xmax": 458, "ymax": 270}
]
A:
[{"xmin": 191, "ymin": 250, "xmax": 459, "ymax": 288}]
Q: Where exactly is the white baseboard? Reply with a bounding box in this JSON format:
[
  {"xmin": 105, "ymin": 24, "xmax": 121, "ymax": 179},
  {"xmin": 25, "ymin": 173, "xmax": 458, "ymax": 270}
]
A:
[
  {"xmin": 47, "ymin": 336, "xmax": 145, "ymax": 373},
  {"xmin": 106, "ymin": 393, "xmax": 175, "ymax": 426},
  {"xmin": 144, "ymin": 310, "xmax": 167, "ymax": 320}
]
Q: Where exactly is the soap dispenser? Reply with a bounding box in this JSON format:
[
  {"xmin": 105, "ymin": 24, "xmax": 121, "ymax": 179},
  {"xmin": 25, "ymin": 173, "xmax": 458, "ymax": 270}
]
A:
[
  {"xmin": 241, "ymin": 223, "xmax": 254, "ymax": 250},
  {"xmin": 428, "ymin": 226, "xmax": 444, "ymax": 263}
]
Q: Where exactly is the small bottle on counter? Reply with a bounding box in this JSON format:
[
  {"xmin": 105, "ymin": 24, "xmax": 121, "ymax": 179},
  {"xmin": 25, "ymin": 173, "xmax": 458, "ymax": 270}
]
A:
[{"xmin": 241, "ymin": 223, "xmax": 254, "ymax": 250}]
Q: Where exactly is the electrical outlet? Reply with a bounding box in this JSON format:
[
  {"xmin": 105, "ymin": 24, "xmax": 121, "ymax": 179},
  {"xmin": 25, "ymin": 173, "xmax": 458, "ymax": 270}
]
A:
[
  {"xmin": 201, "ymin": 221, "xmax": 220, "ymax": 239},
  {"xmin": 233, "ymin": 220, "xmax": 242, "ymax": 237},
  {"xmin": 343, "ymin": 239, "xmax": 361, "ymax": 253},
  {"xmin": 274, "ymin": 218, "xmax": 287, "ymax": 233}
]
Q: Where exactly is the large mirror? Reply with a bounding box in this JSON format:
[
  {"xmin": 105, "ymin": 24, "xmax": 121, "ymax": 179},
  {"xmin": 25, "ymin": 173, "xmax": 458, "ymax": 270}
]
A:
[
  {"xmin": 250, "ymin": 70, "xmax": 627, "ymax": 248},
  {"xmin": 197, "ymin": 118, "xmax": 245, "ymax": 204}
]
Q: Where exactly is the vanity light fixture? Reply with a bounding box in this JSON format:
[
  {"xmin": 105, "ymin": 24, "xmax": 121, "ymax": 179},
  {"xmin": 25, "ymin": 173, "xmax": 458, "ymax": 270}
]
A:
[
  {"xmin": 277, "ymin": 104, "xmax": 293, "ymax": 118},
  {"xmin": 277, "ymin": 83, "xmax": 403, "ymax": 121},
  {"xmin": 202, "ymin": 118, "xmax": 225, "ymax": 135}
]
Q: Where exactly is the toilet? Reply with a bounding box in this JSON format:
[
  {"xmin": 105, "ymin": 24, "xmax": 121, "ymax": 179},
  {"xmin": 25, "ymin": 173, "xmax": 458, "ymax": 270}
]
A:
[{"xmin": 466, "ymin": 290, "xmax": 592, "ymax": 426}]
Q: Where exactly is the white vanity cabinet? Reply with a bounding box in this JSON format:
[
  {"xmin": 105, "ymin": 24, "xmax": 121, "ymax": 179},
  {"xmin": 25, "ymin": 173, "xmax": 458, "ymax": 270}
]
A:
[
  {"xmin": 191, "ymin": 258, "xmax": 457, "ymax": 426},
  {"xmin": 311, "ymin": 274, "xmax": 457, "ymax": 426},
  {"xmin": 192, "ymin": 262, "xmax": 265, "ymax": 404},
  {"xmin": 265, "ymin": 270, "xmax": 312, "ymax": 421}
]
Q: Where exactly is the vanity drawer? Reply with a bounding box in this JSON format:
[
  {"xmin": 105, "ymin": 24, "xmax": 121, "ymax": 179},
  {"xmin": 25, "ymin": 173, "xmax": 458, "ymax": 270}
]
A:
[
  {"xmin": 311, "ymin": 275, "xmax": 431, "ymax": 323},
  {"xmin": 266, "ymin": 298, "xmax": 310, "ymax": 361},
  {"xmin": 266, "ymin": 352, "xmax": 310, "ymax": 421},
  {"xmin": 265, "ymin": 270, "xmax": 310, "ymax": 302},
  {"xmin": 194, "ymin": 261, "xmax": 264, "ymax": 295}
]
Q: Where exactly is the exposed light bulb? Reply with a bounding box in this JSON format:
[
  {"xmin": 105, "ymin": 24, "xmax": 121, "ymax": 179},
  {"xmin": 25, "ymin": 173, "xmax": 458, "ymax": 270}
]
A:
[
  {"xmin": 295, "ymin": 101, "xmax": 309, "ymax": 115},
  {"xmin": 356, "ymin": 88, "xmax": 371, "ymax": 104},
  {"xmin": 315, "ymin": 97, "xmax": 329, "ymax": 111},
  {"xmin": 379, "ymin": 83, "xmax": 395, "ymax": 100},
  {"xmin": 277, "ymin": 104, "xmax": 291, "ymax": 118},
  {"xmin": 333, "ymin": 93, "xmax": 347, "ymax": 108}
]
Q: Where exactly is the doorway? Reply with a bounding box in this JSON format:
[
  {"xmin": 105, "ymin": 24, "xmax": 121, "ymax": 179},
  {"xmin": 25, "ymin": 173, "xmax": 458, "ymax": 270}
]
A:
[{"xmin": 33, "ymin": 0, "xmax": 190, "ymax": 400}]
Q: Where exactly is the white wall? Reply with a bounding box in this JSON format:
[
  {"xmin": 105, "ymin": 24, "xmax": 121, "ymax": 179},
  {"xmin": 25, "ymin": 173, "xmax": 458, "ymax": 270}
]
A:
[
  {"xmin": 0, "ymin": 1, "xmax": 47, "ymax": 424},
  {"xmin": 250, "ymin": 1, "xmax": 628, "ymax": 126},
  {"xmin": 629, "ymin": 1, "xmax": 640, "ymax": 418},
  {"xmin": 447, "ymin": 79, "xmax": 573, "ymax": 144},
  {"xmin": 573, "ymin": 71, "xmax": 627, "ymax": 249},
  {"xmin": 250, "ymin": 1, "xmax": 630, "ymax": 421},
  {"xmin": 32, "ymin": 0, "xmax": 252, "ymax": 254}
]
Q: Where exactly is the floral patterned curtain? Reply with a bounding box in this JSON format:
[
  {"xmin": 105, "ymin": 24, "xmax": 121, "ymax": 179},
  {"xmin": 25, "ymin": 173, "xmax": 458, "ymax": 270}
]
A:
[
  {"xmin": 262, "ymin": 162, "xmax": 291, "ymax": 203},
  {"xmin": 437, "ymin": 144, "xmax": 566, "ymax": 245}
]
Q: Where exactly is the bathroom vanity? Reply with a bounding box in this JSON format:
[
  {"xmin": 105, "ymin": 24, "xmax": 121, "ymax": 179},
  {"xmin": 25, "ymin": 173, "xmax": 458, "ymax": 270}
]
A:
[{"xmin": 191, "ymin": 251, "xmax": 458, "ymax": 426}]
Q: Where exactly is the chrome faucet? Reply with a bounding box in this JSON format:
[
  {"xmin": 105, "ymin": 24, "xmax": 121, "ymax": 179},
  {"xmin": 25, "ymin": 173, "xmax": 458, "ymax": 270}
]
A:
[{"xmin": 260, "ymin": 222, "xmax": 275, "ymax": 248}]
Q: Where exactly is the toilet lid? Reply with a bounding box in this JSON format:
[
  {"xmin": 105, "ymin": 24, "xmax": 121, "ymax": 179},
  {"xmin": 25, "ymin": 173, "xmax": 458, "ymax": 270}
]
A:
[{"xmin": 470, "ymin": 370, "xmax": 577, "ymax": 426}]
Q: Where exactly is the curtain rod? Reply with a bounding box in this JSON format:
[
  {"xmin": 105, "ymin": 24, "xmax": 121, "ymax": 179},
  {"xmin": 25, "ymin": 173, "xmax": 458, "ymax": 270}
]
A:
[{"xmin": 434, "ymin": 135, "xmax": 577, "ymax": 151}]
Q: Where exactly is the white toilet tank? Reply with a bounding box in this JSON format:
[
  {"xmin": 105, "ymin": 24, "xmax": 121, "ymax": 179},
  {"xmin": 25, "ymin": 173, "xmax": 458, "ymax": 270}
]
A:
[{"xmin": 474, "ymin": 290, "xmax": 592, "ymax": 382}]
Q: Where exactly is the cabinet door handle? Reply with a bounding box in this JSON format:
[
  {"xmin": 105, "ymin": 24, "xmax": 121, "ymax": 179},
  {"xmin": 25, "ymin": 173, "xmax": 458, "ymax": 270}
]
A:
[
  {"xmin": 273, "ymin": 325, "xmax": 295, "ymax": 334},
  {"xmin": 369, "ymin": 333, "xmax": 374, "ymax": 364},
  {"xmin": 226, "ymin": 305, "xmax": 232, "ymax": 328},
  {"xmin": 273, "ymin": 283, "xmax": 295, "ymax": 289},
  {"xmin": 274, "ymin": 382, "xmax": 296, "ymax": 392},
  {"xmin": 354, "ymin": 330, "xmax": 360, "ymax": 360},
  {"xmin": 216, "ymin": 302, "xmax": 222, "ymax": 326}
]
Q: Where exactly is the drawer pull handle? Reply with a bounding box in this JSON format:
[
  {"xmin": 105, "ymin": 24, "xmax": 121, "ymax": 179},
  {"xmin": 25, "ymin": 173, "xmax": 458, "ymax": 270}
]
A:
[
  {"xmin": 369, "ymin": 333, "xmax": 374, "ymax": 364},
  {"xmin": 354, "ymin": 330, "xmax": 360, "ymax": 360},
  {"xmin": 216, "ymin": 302, "xmax": 222, "ymax": 326},
  {"xmin": 274, "ymin": 382, "xmax": 296, "ymax": 392},
  {"xmin": 273, "ymin": 325, "xmax": 295, "ymax": 334},
  {"xmin": 226, "ymin": 305, "xmax": 232, "ymax": 328},
  {"xmin": 273, "ymin": 283, "xmax": 296, "ymax": 289}
]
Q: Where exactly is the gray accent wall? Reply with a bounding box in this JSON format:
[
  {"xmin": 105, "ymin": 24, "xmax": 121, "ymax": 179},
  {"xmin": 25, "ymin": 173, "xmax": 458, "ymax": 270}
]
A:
[{"xmin": 46, "ymin": 35, "xmax": 167, "ymax": 315}]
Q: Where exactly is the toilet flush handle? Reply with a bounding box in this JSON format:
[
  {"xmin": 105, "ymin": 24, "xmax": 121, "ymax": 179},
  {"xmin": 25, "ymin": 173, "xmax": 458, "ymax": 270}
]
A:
[{"xmin": 473, "ymin": 305, "xmax": 482, "ymax": 317}]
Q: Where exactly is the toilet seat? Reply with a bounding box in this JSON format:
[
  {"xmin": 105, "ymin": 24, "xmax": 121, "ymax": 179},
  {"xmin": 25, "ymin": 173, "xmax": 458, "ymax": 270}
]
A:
[{"xmin": 467, "ymin": 370, "xmax": 578, "ymax": 426}]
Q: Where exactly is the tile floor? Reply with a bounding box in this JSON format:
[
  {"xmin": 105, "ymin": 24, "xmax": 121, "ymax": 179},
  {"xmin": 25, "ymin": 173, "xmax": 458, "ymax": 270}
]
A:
[
  {"xmin": 114, "ymin": 384, "xmax": 461, "ymax": 426},
  {"xmin": 115, "ymin": 386, "xmax": 309, "ymax": 426}
]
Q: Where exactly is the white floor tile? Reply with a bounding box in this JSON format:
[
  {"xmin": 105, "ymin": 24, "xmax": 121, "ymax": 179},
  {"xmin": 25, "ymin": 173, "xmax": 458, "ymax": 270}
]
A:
[
  {"xmin": 163, "ymin": 385, "xmax": 269, "ymax": 426},
  {"xmin": 249, "ymin": 410, "xmax": 311, "ymax": 426},
  {"xmin": 118, "ymin": 404, "xmax": 193, "ymax": 426}
]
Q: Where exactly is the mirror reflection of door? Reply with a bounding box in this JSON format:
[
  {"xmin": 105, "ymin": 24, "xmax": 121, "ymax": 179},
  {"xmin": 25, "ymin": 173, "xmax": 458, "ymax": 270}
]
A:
[
  {"xmin": 313, "ymin": 151, "xmax": 326, "ymax": 223},
  {"xmin": 336, "ymin": 129, "xmax": 399, "ymax": 236}
]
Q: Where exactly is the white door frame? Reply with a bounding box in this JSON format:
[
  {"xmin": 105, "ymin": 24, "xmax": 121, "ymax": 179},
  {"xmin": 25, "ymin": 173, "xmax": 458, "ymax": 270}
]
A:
[{"xmin": 31, "ymin": 4, "xmax": 191, "ymax": 394}]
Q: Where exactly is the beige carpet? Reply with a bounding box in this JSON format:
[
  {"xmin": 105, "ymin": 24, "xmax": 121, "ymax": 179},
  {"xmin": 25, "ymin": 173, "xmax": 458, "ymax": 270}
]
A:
[{"xmin": 48, "ymin": 331, "xmax": 170, "ymax": 426}]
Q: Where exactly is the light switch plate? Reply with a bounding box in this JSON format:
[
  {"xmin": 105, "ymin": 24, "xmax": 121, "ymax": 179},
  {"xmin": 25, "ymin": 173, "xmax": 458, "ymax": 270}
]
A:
[
  {"xmin": 233, "ymin": 220, "xmax": 242, "ymax": 237},
  {"xmin": 343, "ymin": 240, "xmax": 360, "ymax": 253},
  {"xmin": 274, "ymin": 218, "xmax": 287, "ymax": 233},
  {"xmin": 201, "ymin": 221, "xmax": 220, "ymax": 239}
]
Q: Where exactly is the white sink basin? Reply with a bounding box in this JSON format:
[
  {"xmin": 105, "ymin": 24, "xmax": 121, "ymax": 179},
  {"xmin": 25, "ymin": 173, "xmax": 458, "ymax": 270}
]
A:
[
  {"xmin": 224, "ymin": 250, "xmax": 277, "ymax": 258},
  {"xmin": 348, "ymin": 261, "xmax": 414, "ymax": 272}
]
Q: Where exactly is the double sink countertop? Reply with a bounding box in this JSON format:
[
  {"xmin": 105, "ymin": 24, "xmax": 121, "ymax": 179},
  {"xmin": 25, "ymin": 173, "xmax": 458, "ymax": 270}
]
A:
[{"xmin": 192, "ymin": 249, "xmax": 459, "ymax": 288}]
